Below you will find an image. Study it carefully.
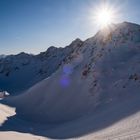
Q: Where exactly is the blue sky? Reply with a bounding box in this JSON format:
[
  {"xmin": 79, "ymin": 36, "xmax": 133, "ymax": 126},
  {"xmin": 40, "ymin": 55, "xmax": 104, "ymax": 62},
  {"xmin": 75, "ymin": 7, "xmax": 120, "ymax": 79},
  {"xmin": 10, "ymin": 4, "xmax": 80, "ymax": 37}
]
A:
[{"xmin": 0, "ymin": 0, "xmax": 140, "ymax": 54}]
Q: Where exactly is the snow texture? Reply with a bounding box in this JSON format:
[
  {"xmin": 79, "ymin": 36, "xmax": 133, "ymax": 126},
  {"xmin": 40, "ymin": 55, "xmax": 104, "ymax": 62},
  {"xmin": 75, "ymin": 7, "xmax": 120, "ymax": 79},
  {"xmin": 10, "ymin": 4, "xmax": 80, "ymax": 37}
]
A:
[{"xmin": 1, "ymin": 22, "xmax": 140, "ymax": 139}]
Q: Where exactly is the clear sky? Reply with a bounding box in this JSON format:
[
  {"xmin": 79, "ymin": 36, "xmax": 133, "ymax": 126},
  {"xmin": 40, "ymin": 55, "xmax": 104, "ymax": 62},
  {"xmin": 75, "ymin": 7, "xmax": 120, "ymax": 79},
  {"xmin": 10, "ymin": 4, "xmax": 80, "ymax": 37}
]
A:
[{"xmin": 0, "ymin": 0, "xmax": 140, "ymax": 54}]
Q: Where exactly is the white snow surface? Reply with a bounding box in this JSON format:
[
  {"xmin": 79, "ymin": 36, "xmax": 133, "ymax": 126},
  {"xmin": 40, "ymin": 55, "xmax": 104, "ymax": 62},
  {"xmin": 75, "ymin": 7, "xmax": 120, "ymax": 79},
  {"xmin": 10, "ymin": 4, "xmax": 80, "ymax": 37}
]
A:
[
  {"xmin": 8, "ymin": 22, "xmax": 140, "ymax": 122},
  {"xmin": 1, "ymin": 22, "xmax": 140, "ymax": 139}
]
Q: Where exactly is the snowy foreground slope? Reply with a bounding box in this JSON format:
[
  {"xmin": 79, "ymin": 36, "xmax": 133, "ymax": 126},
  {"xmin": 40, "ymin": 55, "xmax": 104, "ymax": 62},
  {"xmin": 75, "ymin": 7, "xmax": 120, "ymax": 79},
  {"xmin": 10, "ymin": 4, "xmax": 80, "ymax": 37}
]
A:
[
  {"xmin": 1, "ymin": 22, "xmax": 140, "ymax": 139},
  {"xmin": 0, "ymin": 101, "xmax": 140, "ymax": 140}
]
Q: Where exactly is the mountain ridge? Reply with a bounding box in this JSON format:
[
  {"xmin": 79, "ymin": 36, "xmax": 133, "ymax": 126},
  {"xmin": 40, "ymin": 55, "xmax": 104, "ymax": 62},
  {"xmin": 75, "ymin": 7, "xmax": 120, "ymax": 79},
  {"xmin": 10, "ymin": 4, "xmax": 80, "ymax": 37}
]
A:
[
  {"xmin": 4, "ymin": 21, "xmax": 140, "ymax": 124},
  {"xmin": 0, "ymin": 38, "xmax": 83, "ymax": 94},
  {"xmin": 1, "ymin": 21, "xmax": 140, "ymax": 139}
]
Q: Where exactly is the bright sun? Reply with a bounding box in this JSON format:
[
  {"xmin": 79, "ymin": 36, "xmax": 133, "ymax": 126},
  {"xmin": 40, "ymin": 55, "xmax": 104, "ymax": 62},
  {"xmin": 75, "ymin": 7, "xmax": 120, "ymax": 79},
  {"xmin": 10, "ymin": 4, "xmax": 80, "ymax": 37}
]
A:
[
  {"xmin": 92, "ymin": 3, "xmax": 118, "ymax": 28},
  {"xmin": 96, "ymin": 8, "xmax": 113, "ymax": 27}
]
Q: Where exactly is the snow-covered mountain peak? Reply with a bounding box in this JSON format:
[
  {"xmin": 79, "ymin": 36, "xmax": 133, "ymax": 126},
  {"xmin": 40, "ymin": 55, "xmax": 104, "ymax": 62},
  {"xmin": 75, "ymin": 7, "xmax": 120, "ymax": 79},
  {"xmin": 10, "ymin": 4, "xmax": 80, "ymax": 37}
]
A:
[
  {"xmin": 15, "ymin": 52, "xmax": 32, "ymax": 57},
  {"xmin": 87, "ymin": 22, "xmax": 140, "ymax": 50},
  {"xmin": 70, "ymin": 38, "xmax": 82, "ymax": 45},
  {"xmin": 46, "ymin": 46, "xmax": 58, "ymax": 53},
  {"xmin": 2, "ymin": 22, "xmax": 140, "ymax": 124}
]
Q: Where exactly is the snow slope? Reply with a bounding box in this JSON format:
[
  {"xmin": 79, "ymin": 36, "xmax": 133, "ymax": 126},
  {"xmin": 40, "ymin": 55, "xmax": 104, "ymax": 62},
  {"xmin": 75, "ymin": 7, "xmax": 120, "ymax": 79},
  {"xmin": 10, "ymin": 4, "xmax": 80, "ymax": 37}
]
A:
[
  {"xmin": 0, "ymin": 100, "xmax": 140, "ymax": 140},
  {"xmin": 0, "ymin": 103, "xmax": 15, "ymax": 127},
  {"xmin": 0, "ymin": 39, "xmax": 83, "ymax": 94},
  {"xmin": 1, "ymin": 22, "xmax": 140, "ymax": 139},
  {"xmin": 0, "ymin": 103, "xmax": 48, "ymax": 140},
  {"xmin": 0, "ymin": 132, "xmax": 48, "ymax": 140},
  {"xmin": 6, "ymin": 22, "xmax": 140, "ymax": 123}
]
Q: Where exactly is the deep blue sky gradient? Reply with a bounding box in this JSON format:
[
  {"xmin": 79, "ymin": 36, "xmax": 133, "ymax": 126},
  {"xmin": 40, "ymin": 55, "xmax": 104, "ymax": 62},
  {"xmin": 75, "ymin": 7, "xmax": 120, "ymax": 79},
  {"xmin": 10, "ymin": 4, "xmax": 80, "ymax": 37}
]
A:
[{"xmin": 0, "ymin": 0, "xmax": 140, "ymax": 54}]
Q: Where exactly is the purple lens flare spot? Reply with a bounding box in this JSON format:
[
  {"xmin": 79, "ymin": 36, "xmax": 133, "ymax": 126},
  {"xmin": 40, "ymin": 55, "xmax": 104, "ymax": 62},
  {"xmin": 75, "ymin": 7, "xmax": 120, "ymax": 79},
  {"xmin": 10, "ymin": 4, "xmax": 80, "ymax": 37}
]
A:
[{"xmin": 60, "ymin": 75, "xmax": 71, "ymax": 87}]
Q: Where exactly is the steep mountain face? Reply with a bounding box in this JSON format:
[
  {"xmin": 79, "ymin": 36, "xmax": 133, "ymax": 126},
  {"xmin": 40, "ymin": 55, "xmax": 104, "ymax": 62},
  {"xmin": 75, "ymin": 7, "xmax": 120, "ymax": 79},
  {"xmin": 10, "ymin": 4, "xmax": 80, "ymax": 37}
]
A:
[
  {"xmin": 6, "ymin": 22, "xmax": 140, "ymax": 124},
  {"xmin": 0, "ymin": 39, "xmax": 83, "ymax": 94}
]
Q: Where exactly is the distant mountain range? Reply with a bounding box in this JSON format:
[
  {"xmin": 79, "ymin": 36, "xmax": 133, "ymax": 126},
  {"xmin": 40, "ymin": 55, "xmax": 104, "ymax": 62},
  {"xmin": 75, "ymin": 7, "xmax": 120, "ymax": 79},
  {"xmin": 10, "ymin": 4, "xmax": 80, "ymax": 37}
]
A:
[{"xmin": 0, "ymin": 39, "xmax": 82, "ymax": 94}]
